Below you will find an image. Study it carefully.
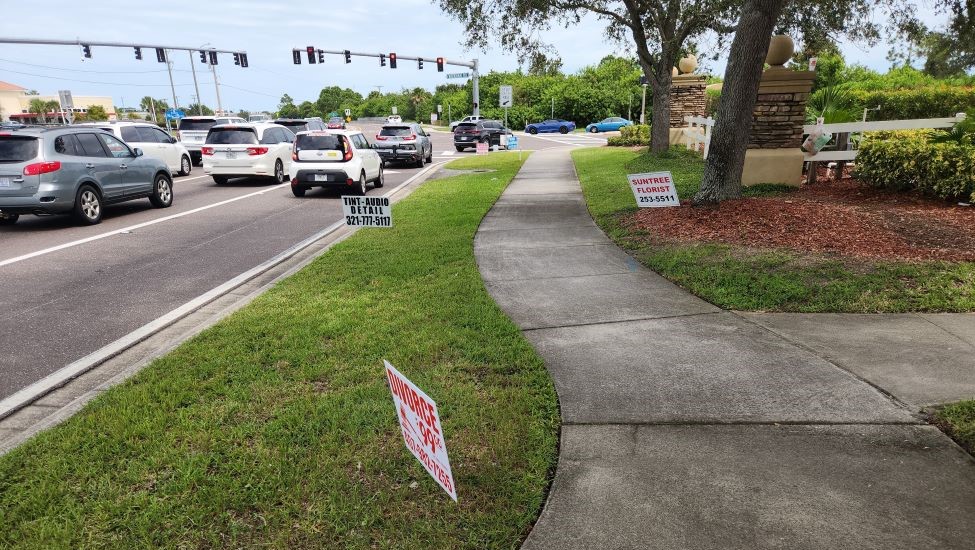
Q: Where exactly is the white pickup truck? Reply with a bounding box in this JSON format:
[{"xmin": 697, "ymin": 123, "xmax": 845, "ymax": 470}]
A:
[{"xmin": 449, "ymin": 115, "xmax": 485, "ymax": 131}]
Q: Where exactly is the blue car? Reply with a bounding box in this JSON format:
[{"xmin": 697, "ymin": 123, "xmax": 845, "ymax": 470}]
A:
[
  {"xmin": 525, "ymin": 119, "xmax": 576, "ymax": 134},
  {"xmin": 586, "ymin": 117, "xmax": 633, "ymax": 133}
]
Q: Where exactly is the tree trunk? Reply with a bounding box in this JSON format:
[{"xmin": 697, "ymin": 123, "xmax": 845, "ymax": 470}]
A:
[
  {"xmin": 695, "ymin": 0, "xmax": 790, "ymax": 204},
  {"xmin": 649, "ymin": 62, "xmax": 673, "ymax": 153}
]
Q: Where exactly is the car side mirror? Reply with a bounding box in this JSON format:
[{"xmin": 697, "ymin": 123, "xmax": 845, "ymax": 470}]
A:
[
  {"xmin": 133, "ymin": 148, "xmax": 144, "ymax": 157},
  {"xmin": 169, "ymin": 136, "xmax": 177, "ymax": 144}
]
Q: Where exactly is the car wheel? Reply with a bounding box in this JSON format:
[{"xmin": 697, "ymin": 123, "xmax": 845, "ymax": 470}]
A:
[
  {"xmin": 455, "ymin": 146, "xmax": 465, "ymax": 152},
  {"xmin": 272, "ymin": 160, "xmax": 285, "ymax": 184},
  {"xmin": 355, "ymin": 172, "xmax": 368, "ymax": 195},
  {"xmin": 178, "ymin": 155, "xmax": 192, "ymax": 176},
  {"xmin": 589, "ymin": 126, "xmax": 599, "ymax": 133},
  {"xmin": 528, "ymin": 127, "xmax": 538, "ymax": 135},
  {"xmin": 426, "ymin": 147, "xmax": 433, "ymax": 163},
  {"xmin": 212, "ymin": 175, "xmax": 229, "ymax": 185},
  {"xmin": 415, "ymin": 153, "xmax": 424, "ymax": 168},
  {"xmin": 73, "ymin": 185, "xmax": 102, "ymax": 225},
  {"xmin": 374, "ymin": 164, "xmax": 385, "ymax": 188},
  {"xmin": 149, "ymin": 173, "xmax": 174, "ymax": 208},
  {"xmin": 559, "ymin": 126, "xmax": 569, "ymax": 134},
  {"xmin": 291, "ymin": 186, "xmax": 306, "ymax": 197},
  {"xmin": 0, "ymin": 213, "xmax": 19, "ymax": 226}
]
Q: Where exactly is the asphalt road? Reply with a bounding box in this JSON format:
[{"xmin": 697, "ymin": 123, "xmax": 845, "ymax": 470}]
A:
[{"xmin": 0, "ymin": 123, "xmax": 607, "ymax": 400}]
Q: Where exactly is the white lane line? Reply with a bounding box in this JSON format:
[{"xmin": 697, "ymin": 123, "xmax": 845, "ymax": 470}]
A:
[
  {"xmin": 0, "ymin": 161, "xmax": 444, "ymax": 422},
  {"xmin": 0, "ymin": 184, "xmax": 289, "ymax": 269},
  {"xmin": 441, "ymin": 150, "xmax": 455, "ymax": 156}
]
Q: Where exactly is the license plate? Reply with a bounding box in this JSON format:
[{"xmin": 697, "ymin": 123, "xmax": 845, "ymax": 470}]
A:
[
  {"xmin": 0, "ymin": 177, "xmax": 10, "ymax": 188},
  {"xmin": 225, "ymin": 151, "xmax": 237, "ymax": 159},
  {"xmin": 314, "ymin": 174, "xmax": 329, "ymax": 182}
]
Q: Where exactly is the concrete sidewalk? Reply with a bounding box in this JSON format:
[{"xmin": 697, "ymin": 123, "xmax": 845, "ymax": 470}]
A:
[{"xmin": 474, "ymin": 148, "xmax": 975, "ymax": 549}]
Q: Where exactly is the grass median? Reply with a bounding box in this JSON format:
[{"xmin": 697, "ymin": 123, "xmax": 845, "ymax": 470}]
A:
[
  {"xmin": 0, "ymin": 152, "xmax": 559, "ymax": 548},
  {"xmin": 572, "ymin": 147, "xmax": 975, "ymax": 312}
]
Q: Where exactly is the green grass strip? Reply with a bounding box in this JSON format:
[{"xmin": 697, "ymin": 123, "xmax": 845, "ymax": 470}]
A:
[
  {"xmin": 571, "ymin": 147, "xmax": 975, "ymax": 312},
  {"xmin": 935, "ymin": 400, "xmax": 975, "ymax": 454},
  {"xmin": 0, "ymin": 152, "xmax": 559, "ymax": 549}
]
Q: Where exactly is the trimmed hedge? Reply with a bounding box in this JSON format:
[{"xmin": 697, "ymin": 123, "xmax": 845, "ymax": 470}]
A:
[
  {"xmin": 847, "ymin": 87, "xmax": 975, "ymax": 120},
  {"xmin": 607, "ymin": 124, "xmax": 650, "ymax": 146},
  {"xmin": 855, "ymin": 131, "xmax": 975, "ymax": 202}
]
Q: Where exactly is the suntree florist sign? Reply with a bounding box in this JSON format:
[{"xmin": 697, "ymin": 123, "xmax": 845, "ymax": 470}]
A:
[
  {"xmin": 384, "ymin": 360, "xmax": 457, "ymax": 501},
  {"xmin": 627, "ymin": 171, "xmax": 680, "ymax": 207}
]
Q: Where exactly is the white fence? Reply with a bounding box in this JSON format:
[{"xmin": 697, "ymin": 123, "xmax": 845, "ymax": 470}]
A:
[
  {"xmin": 683, "ymin": 115, "xmax": 715, "ymax": 158},
  {"xmin": 802, "ymin": 114, "xmax": 966, "ymax": 162}
]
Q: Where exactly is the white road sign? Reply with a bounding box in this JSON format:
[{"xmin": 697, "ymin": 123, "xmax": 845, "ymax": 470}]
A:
[
  {"xmin": 385, "ymin": 361, "xmax": 457, "ymax": 501},
  {"xmin": 499, "ymin": 85, "xmax": 513, "ymax": 108},
  {"xmin": 391, "ymin": 106, "xmax": 398, "ymax": 115},
  {"xmin": 627, "ymin": 172, "xmax": 680, "ymax": 207},
  {"xmin": 341, "ymin": 196, "xmax": 392, "ymax": 227},
  {"xmin": 57, "ymin": 90, "xmax": 74, "ymax": 110},
  {"xmin": 345, "ymin": 108, "xmax": 351, "ymax": 117}
]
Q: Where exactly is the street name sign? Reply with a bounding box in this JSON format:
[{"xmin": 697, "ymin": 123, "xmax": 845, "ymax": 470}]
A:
[
  {"xmin": 627, "ymin": 172, "xmax": 680, "ymax": 207},
  {"xmin": 499, "ymin": 85, "xmax": 513, "ymax": 108},
  {"xmin": 341, "ymin": 196, "xmax": 392, "ymax": 227},
  {"xmin": 385, "ymin": 360, "xmax": 457, "ymax": 501},
  {"xmin": 446, "ymin": 72, "xmax": 470, "ymax": 79}
]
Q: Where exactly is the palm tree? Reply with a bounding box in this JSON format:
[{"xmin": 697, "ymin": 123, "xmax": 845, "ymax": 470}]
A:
[{"xmin": 28, "ymin": 98, "xmax": 49, "ymax": 122}]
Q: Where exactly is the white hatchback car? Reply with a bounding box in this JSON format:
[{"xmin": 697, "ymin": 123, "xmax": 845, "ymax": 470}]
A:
[
  {"xmin": 77, "ymin": 121, "xmax": 192, "ymax": 176},
  {"xmin": 288, "ymin": 129, "xmax": 383, "ymax": 197},
  {"xmin": 201, "ymin": 123, "xmax": 295, "ymax": 185}
]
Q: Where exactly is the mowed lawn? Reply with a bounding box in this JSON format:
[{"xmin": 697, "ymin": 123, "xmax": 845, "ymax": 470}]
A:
[
  {"xmin": 0, "ymin": 153, "xmax": 559, "ymax": 549},
  {"xmin": 571, "ymin": 147, "xmax": 975, "ymax": 313}
]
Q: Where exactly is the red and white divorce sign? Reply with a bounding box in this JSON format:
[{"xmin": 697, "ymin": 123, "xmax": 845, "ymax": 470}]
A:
[
  {"xmin": 384, "ymin": 360, "xmax": 457, "ymax": 501},
  {"xmin": 627, "ymin": 171, "xmax": 680, "ymax": 207}
]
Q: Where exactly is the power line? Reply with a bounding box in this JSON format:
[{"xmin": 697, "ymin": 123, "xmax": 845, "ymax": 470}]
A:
[
  {"xmin": 0, "ymin": 67, "xmax": 207, "ymax": 87},
  {"xmin": 0, "ymin": 57, "xmax": 168, "ymax": 74},
  {"xmin": 218, "ymin": 83, "xmax": 279, "ymax": 98}
]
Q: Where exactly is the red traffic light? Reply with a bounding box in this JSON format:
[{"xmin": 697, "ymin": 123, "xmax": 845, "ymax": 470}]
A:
[
  {"xmin": 389, "ymin": 52, "xmax": 397, "ymax": 69},
  {"xmin": 436, "ymin": 57, "xmax": 444, "ymax": 72},
  {"xmin": 306, "ymin": 46, "xmax": 317, "ymax": 64}
]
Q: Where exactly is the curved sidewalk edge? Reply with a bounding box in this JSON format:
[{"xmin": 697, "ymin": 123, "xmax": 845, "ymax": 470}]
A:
[{"xmin": 473, "ymin": 147, "xmax": 975, "ymax": 550}]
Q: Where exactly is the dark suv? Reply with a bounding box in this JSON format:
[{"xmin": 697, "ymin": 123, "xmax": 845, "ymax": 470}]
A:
[{"xmin": 453, "ymin": 120, "xmax": 512, "ymax": 151}]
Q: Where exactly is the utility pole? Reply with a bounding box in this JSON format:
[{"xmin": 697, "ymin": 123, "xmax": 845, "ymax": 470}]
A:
[
  {"xmin": 640, "ymin": 84, "xmax": 648, "ymax": 125},
  {"xmin": 472, "ymin": 59, "xmax": 480, "ymax": 117},
  {"xmin": 188, "ymin": 50, "xmax": 202, "ymax": 115},
  {"xmin": 210, "ymin": 61, "xmax": 223, "ymax": 115},
  {"xmin": 551, "ymin": 97, "xmax": 554, "ymax": 119},
  {"xmin": 164, "ymin": 49, "xmax": 178, "ymax": 109}
]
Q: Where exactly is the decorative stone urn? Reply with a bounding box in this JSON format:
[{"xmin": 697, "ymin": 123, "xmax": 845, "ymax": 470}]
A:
[
  {"xmin": 765, "ymin": 35, "xmax": 794, "ymax": 68},
  {"xmin": 678, "ymin": 54, "xmax": 698, "ymax": 74},
  {"xmin": 671, "ymin": 66, "xmax": 679, "ymax": 76}
]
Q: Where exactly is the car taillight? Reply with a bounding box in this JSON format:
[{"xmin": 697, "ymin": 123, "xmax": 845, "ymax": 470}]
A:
[
  {"xmin": 246, "ymin": 147, "xmax": 269, "ymax": 156},
  {"xmin": 343, "ymin": 147, "xmax": 353, "ymax": 162},
  {"xmin": 375, "ymin": 134, "xmax": 387, "ymax": 140},
  {"xmin": 403, "ymin": 134, "xmax": 417, "ymax": 141},
  {"xmin": 201, "ymin": 147, "xmax": 214, "ymax": 156},
  {"xmin": 292, "ymin": 151, "xmax": 298, "ymax": 161},
  {"xmin": 23, "ymin": 161, "xmax": 61, "ymax": 176}
]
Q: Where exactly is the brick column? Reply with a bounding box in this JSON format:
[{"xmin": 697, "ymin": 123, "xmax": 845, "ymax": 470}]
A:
[
  {"xmin": 741, "ymin": 69, "xmax": 815, "ymax": 187},
  {"xmin": 669, "ymin": 75, "xmax": 707, "ymax": 128}
]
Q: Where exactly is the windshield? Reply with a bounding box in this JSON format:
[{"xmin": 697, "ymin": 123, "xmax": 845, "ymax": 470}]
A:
[
  {"xmin": 295, "ymin": 134, "xmax": 343, "ymax": 150},
  {"xmin": 277, "ymin": 121, "xmax": 309, "ymax": 132},
  {"xmin": 206, "ymin": 128, "xmax": 258, "ymax": 144},
  {"xmin": 380, "ymin": 126, "xmax": 413, "ymax": 137},
  {"xmin": 178, "ymin": 119, "xmax": 216, "ymax": 131},
  {"xmin": 0, "ymin": 136, "xmax": 39, "ymax": 163}
]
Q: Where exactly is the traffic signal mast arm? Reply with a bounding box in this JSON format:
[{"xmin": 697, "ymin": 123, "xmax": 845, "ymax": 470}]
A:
[{"xmin": 0, "ymin": 37, "xmax": 245, "ymax": 56}]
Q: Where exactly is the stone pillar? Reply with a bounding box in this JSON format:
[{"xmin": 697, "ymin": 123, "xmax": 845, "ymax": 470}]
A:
[{"xmin": 667, "ymin": 72, "xmax": 707, "ymax": 145}]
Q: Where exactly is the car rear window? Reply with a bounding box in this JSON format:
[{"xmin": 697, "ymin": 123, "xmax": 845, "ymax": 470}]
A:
[
  {"xmin": 381, "ymin": 126, "xmax": 413, "ymax": 137},
  {"xmin": 206, "ymin": 128, "xmax": 258, "ymax": 144},
  {"xmin": 296, "ymin": 133, "xmax": 343, "ymax": 150},
  {"xmin": 0, "ymin": 136, "xmax": 39, "ymax": 162},
  {"xmin": 455, "ymin": 123, "xmax": 477, "ymax": 132},
  {"xmin": 276, "ymin": 121, "xmax": 308, "ymax": 132},
  {"xmin": 178, "ymin": 119, "xmax": 216, "ymax": 131}
]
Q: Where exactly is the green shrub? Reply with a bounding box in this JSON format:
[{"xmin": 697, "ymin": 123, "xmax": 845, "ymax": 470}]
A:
[
  {"xmin": 608, "ymin": 124, "xmax": 651, "ymax": 146},
  {"xmin": 856, "ymin": 131, "xmax": 975, "ymax": 202},
  {"xmin": 705, "ymin": 88, "xmax": 721, "ymax": 118},
  {"xmin": 847, "ymin": 86, "xmax": 975, "ymax": 120}
]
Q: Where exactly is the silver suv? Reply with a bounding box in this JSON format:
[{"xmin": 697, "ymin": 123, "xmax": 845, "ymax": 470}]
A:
[
  {"xmin": 373, "ymin": 123, "xmax": 433, "ymax": 168},
  {"xmin": 0, "ymin": 127, "xmax": 173, "ymax": 226},
  {"xmin": 177, "ymin": 115, "xmax": 246, "ymax": 165}
]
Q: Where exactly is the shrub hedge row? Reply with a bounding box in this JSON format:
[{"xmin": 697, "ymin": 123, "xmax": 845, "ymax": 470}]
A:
[
  {"xmin": 607, "ymin": 124, "xmax": 650, "ymax": 146},
  {"xmin": 847, "ymin": 87, "xmax": 975, "ymax": 120},
  {"xmin": 855, "ymin": 131, "xmax": 975, "ymax": 202}
]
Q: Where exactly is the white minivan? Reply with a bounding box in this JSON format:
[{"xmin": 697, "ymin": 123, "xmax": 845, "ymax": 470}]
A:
[
  {"xmin": 288, "ymin": 129, "xmax": 383, "ymax": 197},
  {"xmin": 202, "ymin": 123, "xmax": 295, "ymax": 185},
  {"xmin": 78, "ymin": 121, "xmax": 192, "ymax": 176}
]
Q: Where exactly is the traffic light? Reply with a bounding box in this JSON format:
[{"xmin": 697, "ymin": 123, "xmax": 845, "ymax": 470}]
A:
[
  {"xmin": 156, "ymin": 48, "xmax": 166, "ymax": 63},
  {"xmin": 209, "ymin": 51, "xmax": 218, "ymax": 65},
  {"xmin": 199, "ymin": 50, "xmax": 207, "ymax": 64},
  {"xmin": 418, "ymin": 57, "xmax": 423, "ymax": 70},
  {"xmin": 82, "ymin": 44, "xmax": 91, "ymax": 58},
  {"xmin": 436, "ymin": 57, "xmax": 444, "ymax": 72},
  {"xmin": 234, "ymin": 53, "xmax": 240, "ymax": 66},
  {"xmin": 344, "ymin": 50, "xmax": 351, "ymax": 64},
  {"xmin": 389, "ymin": 52, "xmax": 397, "ymax": 69},
  {"xmin": 380, "ymin": 54, "xmax": 386, "ymax": 67},
  {"xmin": 239, "ymin": 53, "xmax": 248, "ymax": 68},
  {"xmin": 293, "ymin": 49, "xmax": 302, "ymax": 64},
  {"xmin": 318, "ymin": 49, "xmax": 324, "ymax": 63},
  {"xmin": 133, "ymin": 47, "xmax": 142, "ymax": 60},
  {"xmin": 306, "ymin": 46, "xmax": 316, "ymax": 64}
]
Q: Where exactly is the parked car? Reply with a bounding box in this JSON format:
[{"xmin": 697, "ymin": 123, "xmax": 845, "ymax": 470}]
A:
[
  {"xmin": 327, "ymin": 116, "xmax": 346, "ymax": 129},
  {"xmin": 0, "ymin": 121, "xmax": 25, "ymax": 130},
  {"xmin": 273, "ymin": 118, "xmax": 326, "ymax": 135},
  {"xmin": 201, "ymin": 123, "xmax": 295, "ymax": 185},
  {"xmin": 248, "ymin": 114, "xmax": 271, "ymax": 123},
  {"xmin": 449, "ymin": 115, "xmax": 485, "ymax": 131},
  {"xmin": 373, "ymin": 123, "xmax": 433, "ymax": 168},
  {"xmin": 288, "ymin": 129, "xmax": 383, "ymax": 197},
  {"xmin": 453, "ymin": 120, "xmax": 513, "ymax": 151},
  {"xmin": 0, "ymin": 126, "xmax": 173, "ymax": 226},
  {"xmin": 77, "ymin": 121, "xmax": 192, "ymax": 176},
  {"xmin": 386, "ymin": 114, "xmax": 403, "ymax": 124},
  {"xmin": 177, "ymin": 115, "xmax": 246, "ymax": 165},
  {"xmin": 586, "ymin": 117, "xmax": 633, "ymax": 133},
  {"xmin": 525, "ymin": 119, "xmax": 576, "ymax": 134}
]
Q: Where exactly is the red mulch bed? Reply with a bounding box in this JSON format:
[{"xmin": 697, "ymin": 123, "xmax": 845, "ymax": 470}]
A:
[{"xmin": 625, "ymin": 170, "xmax": 975, "ymax": 262}]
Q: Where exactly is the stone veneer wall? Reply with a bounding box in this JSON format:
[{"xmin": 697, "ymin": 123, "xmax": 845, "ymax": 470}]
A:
[
  {"xmin": 669, "ymin": 75, "xmax": 707, "ymax": 128},
  {"xmin": 747, "ymin": 70, "xmax": 815, "ymax": 149}
]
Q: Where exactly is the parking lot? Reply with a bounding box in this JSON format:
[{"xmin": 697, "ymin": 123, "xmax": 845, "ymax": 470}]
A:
[{"xmin": 0, "ymin": 122, "xmax": 576, "ymax": 400}]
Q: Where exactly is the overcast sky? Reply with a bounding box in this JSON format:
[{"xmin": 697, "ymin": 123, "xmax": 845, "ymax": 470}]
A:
[{"xmin": 0, "ymin": 0, "xmax": 951, "ymax": 113}]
